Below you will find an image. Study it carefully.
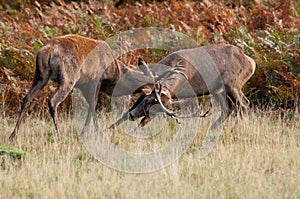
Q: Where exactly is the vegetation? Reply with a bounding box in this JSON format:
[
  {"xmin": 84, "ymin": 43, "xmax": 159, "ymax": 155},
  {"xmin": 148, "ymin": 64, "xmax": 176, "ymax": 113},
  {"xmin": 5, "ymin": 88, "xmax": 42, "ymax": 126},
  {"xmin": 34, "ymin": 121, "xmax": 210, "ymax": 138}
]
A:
[
  {"xmin": 1, "ymin": 112, "xmax": 300, "ymax": 198},
  {"xmin": 0, "ymin": 0, "xmax": 299, "ymax": 117},
  {"xmin": 0, "ymin": 1, "xmax": 300, "ymax": 198}
]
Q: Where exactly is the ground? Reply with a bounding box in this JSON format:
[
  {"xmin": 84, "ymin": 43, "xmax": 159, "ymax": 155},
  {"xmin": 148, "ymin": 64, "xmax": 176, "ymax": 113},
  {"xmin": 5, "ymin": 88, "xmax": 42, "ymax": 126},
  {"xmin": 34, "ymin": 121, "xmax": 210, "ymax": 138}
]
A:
[{"xmin": 1, "ymin": 111, "xmax": 299, "ymax": 198}]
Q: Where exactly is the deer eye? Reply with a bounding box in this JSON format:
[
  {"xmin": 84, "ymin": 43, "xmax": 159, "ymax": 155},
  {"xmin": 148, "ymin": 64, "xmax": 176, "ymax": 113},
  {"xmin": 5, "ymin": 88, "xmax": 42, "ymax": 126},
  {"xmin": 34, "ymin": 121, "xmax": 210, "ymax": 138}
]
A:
[{"xmin": 154, "ymin": 98, "xmax": 158, "ymax": 102}]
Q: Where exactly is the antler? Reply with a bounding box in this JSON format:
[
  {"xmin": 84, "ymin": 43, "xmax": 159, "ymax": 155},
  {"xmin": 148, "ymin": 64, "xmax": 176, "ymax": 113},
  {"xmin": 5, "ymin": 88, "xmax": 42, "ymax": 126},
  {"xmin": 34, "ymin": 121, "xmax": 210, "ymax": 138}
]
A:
[
  {"xmin": 154, "ymin": 83, "xmax": 178, "ymax": 118},
  {"xmin": 137, "ymin": 57, "xmax": 188, "ymax": 82},
  {"xmin": 154, "ymin": 81, "xmax": 211, "ymax": 122},
  {"xmin": 155, "ymin": 67, "xmax": 188, "ymax": 82},
  {"xmin": 175, "ymin": 60, "xmax": 185, "ymax": 67},
  {"xmin": 138, "ymin": 57, "xmax": 154, "ymax": 79}
]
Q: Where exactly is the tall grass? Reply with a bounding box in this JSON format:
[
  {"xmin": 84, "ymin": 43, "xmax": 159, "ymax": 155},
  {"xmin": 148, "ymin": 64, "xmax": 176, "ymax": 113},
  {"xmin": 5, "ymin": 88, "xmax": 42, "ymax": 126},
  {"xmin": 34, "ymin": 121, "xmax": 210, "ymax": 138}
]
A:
[{"xmin": 0, "ymin": 111, "xmax": 299, "ymax": 198}]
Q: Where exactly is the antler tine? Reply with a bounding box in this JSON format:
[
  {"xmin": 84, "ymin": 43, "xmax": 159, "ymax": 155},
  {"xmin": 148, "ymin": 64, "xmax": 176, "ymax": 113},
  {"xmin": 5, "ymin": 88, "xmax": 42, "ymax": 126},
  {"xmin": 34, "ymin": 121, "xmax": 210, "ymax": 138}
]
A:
[
  {"xmin": 155, "ymin": 68, "xmax": 188, "ymax": 81},
  {"xmin": 175, "ymin": 60, "xmax": 185, "ymax": 67},
  {"xmin": 158, "ymin": 81, "xmax": 163, "ymax": 96},
  {"xmin": 174, "ymin": 69, "xmax": 188, "ymax": 80},
  {"xmin": 138, "ymin": 57, "xmax": 154, "ymax": 79}
]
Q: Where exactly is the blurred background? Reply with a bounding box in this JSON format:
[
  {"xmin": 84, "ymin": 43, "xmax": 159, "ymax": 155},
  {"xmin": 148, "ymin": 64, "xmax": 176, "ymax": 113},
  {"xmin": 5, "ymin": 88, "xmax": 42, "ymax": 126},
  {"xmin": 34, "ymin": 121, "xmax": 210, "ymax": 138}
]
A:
[{"xmin": 0, "ymin": 0, "xmax": 299, "ymax": 118}]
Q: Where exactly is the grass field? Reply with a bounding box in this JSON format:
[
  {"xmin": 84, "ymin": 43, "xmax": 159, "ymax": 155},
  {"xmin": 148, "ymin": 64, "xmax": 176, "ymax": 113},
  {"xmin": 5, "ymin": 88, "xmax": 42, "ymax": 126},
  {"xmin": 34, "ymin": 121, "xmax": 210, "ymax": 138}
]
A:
[{"xmin": 0, "ymin": 111, "xmax": 300, "ymax": 198}]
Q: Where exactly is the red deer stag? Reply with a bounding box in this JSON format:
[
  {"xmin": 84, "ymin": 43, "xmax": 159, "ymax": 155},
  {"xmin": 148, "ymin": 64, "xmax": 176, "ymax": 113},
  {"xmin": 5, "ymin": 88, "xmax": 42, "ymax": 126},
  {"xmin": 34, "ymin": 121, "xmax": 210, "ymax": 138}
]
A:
[
  {"xmin": 9, "ymin": 34, "xmax": 153, "ymax": 140},
  {"xmin": 111, "ymin": 44, "xmax": 256, "ymax": 130}
]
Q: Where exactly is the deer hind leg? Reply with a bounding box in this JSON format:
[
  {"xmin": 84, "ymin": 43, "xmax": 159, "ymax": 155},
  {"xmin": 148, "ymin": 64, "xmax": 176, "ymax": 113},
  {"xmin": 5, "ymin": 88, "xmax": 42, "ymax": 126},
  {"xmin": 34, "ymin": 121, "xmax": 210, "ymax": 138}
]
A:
[
  {"xmin": 210, "ymin": 90, "xmax": 234, "ymax": 131},
  {"xmin": 9, "ymin": 76, "xmax": 49, "ymax": 140},
  {"xmin": 227, "ymin": 88, "xmax": 249, "ymax": 132},
  {"xmin": 229, "ymin": 88, "xmax": 249, "ymax": 120},
  {"xmin": 81, "ymin": 80, "xmax": 101, "ymax": 134},
  {"xmin": 48, "ymin": 82, "xmax": 75, "ymax": 135}
]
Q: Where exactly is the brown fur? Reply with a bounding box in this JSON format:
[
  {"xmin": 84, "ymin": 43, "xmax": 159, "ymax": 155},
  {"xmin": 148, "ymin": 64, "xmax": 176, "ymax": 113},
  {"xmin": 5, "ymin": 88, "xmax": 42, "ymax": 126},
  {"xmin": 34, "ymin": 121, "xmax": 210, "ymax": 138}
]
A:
[
  {"xmin": 10, "ymin": 34, "xmax": 153, "ymax": 140},
  {"xmin": 117, "ymin": 44, "xmax": 256, "ymax": 130}
]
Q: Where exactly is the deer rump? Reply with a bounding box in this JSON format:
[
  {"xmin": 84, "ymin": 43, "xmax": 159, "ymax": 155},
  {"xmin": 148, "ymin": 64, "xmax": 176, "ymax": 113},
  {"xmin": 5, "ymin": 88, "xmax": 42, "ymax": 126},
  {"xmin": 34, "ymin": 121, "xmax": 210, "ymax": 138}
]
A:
[{"xmin": 110, "ymin": 44, "xmax": 256, "ymax": 130}]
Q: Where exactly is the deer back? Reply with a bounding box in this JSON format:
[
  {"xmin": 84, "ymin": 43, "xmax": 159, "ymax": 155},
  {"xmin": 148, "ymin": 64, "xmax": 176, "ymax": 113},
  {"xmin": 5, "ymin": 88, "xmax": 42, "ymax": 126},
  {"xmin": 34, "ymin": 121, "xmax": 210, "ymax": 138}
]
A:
[{"xmin": 152, "ymin": 44, "xmax": 256, "ymax": 98}]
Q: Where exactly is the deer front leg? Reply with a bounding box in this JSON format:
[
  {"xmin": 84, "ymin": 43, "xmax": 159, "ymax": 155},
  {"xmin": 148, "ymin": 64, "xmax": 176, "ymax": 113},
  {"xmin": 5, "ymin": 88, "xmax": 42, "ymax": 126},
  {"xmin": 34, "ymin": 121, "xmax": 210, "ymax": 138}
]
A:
[{"xmin": 81, "ymin": 80, "xmax": 101, "ymax": 135}]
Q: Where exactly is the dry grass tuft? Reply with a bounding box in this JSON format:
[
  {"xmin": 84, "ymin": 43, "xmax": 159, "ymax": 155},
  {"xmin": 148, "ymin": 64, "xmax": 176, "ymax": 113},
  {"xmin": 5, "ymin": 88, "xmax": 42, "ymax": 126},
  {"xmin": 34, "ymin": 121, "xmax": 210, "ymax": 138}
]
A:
[{"xmin": 0, "ymin": 111, "xmax": 299, "ymax": 198}]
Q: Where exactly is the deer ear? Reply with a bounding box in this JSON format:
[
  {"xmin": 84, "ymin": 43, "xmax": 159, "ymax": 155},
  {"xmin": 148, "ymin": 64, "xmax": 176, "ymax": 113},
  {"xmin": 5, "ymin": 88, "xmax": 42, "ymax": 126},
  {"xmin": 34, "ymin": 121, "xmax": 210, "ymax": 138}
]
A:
[
  {"xmin": 138, "ymin": 57, "xmax": 145, "ymax": 66},
  {"xmin": 141, "ymin": 85, "xmax": 153, "ymax": 95},
  {"xmin": 138, "ymin": 57, "xmax": 153, "ymax": 78}
]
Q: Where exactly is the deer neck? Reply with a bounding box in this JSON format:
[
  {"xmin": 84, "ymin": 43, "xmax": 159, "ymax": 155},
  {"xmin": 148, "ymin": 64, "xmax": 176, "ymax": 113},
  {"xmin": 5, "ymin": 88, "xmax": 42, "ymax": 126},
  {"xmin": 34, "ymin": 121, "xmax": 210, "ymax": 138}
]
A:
[{"xmin": 111, "ymin": 65, "xmax": 154, "ymax": 96}]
